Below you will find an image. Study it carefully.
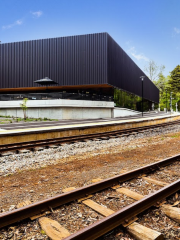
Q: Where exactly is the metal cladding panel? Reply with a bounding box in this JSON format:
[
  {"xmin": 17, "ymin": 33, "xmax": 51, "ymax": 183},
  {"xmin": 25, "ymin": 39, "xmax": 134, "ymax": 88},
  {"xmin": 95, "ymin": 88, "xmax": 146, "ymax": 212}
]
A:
[
  {"xmin": 107, "ymin": 34, "xmax": 159, "ymax": 103},
  {"xmin": 0, "ymin": 33, "xmax": 108, "ymax": 88},
  {"xmin": 0, "ymin": 32, "xmax": 159, "ymax": 103}
]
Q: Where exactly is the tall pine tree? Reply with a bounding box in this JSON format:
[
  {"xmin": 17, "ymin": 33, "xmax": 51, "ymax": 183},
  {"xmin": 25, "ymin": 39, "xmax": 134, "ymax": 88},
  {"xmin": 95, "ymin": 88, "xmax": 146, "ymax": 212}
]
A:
[{"xmin": 169, "ymin": 65, "xmax": 180, "ymax": 92}]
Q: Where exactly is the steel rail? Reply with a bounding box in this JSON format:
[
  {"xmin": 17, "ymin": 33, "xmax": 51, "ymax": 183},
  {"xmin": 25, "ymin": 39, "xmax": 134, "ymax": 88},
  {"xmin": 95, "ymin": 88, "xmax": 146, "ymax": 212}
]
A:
[
  {"xmin": 0, "ymin": 154, "xmax": 179, "ymax": 229},
  {"xmin": 64, "ymin": 179, "xmax": 180, "ymax": 240},
  {"xmin": 0, "ymin": 119, "xmax": 180, "ymax": 153}
]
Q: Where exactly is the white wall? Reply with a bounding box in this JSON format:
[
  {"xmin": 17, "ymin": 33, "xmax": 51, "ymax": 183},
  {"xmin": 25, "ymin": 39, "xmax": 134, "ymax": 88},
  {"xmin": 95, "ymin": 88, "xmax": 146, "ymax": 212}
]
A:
[
  {"xmin": 0, "ymin": 99, "xmax": 114, "ymax": 119},
  {"xmin": 0, "ymin": 100, "xmax": 143, "ymax": 119}
]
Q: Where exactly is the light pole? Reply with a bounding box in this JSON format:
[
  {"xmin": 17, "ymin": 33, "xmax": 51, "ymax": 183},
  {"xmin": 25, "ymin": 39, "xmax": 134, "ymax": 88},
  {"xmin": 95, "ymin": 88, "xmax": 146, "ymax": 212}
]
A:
[
  {"xmin": 166, "ymin": 89, "xmax": 167, "ymax": 113},
  {"xmin": 140, "ymin": 76, "xmax": 145, "ymax": 117},
  {"xmin": 170, "ymin": 92, "xmax": 174, "ymax": 112}
]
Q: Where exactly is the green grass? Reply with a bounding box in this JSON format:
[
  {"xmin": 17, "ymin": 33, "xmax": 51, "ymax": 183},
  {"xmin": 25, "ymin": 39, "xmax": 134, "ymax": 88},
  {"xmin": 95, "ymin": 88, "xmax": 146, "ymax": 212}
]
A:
[
  {"xmin": 24, "ymin": 118, "xmax": 34, "ymax": 122},
  {"xmin": 0, "ymin": 116, "xmax": 59, "ymax": 123},
  {"xmin": 171, "ymin": 134, "xmax": 180, "ymax": 138},
  {"xmin": 16, "ymin": 118, "xmax": 23, "ymax": 122}
]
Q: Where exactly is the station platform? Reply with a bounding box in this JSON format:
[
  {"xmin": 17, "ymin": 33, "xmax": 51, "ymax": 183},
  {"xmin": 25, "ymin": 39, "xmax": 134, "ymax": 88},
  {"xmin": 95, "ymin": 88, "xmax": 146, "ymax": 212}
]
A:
[{"xmin": 0, "ymin": 112, "xmax": 180, "ymax": 145}]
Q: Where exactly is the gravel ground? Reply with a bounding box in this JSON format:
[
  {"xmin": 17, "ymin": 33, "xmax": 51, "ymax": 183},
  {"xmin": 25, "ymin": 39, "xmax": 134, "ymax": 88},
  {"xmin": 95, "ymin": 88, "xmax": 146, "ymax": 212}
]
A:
[
  {"xmin": 1, "ymin": 124, "xmax": 180, "ymax": 239},
  {"xmin": 1, "ymin": 124, "xmax": 180, "ymax": 177}
]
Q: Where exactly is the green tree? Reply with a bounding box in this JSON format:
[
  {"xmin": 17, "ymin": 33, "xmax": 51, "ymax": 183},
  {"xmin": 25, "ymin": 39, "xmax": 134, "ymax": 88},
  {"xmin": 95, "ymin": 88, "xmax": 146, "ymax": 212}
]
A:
[
  {"xmin": 20, "ymin": 98, "xmax": 28, "ymax": 120},
  {"xmin": 153, "ymin": 73, "xmax": 167, "ymax": 92},
  {"xmin": 114, "ymin": 88, "xmax": 142, "ymax": 111},
  {"xmin": 167, "ymin": 65, "xmax": 180, "ymax": 111},
  {"xmin": 168, "ymin": 65, "xmax": 180, "ymax": 92},
  {"xmin": 153, "ymin": 74, "xmax": 172, "ymax": 111},
  {"xmin": 148, "ymin": 65, "xmax": 180, "ymax": 111},
  {"xmin": 144, "ymin": 60, "xmax": 165, "ymax": 81}
]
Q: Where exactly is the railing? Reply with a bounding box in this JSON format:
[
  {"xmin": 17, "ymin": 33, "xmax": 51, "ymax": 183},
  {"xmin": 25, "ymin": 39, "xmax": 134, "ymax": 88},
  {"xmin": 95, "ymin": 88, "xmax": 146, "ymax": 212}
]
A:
[{"xmin": 0, "ymin": 92, "xmax": 114, "ymax": 102}]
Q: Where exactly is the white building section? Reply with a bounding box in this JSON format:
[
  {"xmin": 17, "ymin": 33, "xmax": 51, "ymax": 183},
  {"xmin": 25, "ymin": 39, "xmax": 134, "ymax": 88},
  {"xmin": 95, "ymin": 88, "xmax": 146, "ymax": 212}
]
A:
[{"xmin": 0, "ymin": 99, "xmax": 115, "ymax": 119}]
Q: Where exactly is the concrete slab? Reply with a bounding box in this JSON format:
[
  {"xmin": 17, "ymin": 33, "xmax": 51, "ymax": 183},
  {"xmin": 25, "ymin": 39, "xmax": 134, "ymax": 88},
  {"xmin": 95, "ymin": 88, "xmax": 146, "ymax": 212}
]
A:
[{"xmin": 0, "ymin": 112, "xmax": 179, "ymax": 146}]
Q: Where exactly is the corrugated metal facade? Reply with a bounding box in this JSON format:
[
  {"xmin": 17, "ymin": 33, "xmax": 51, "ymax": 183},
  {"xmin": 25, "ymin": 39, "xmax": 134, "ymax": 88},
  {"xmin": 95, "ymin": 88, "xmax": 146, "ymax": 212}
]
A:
[
  {"xmin": 0, "ymin": 33, "xmax": 107, "ymax": 88},
  {"xmin": 107, "ymin": 34, "xmax": 159, "ymax": 103},
  {"xmin": 0, "ymin": 32, "xmax": 159, "ymax": 102}
]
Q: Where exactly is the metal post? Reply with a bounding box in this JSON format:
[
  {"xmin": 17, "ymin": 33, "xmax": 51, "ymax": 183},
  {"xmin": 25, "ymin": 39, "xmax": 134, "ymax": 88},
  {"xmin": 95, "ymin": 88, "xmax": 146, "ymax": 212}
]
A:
[
  {"xmin": 170, "ymin": 92, "xmax": 174, "ymax": 113},
  {"xmin": 140, "ymin": 76, "xmax": 145, "ymax": 117},
  {"xmin": 142, "ymin": 80, "xmax": 143, "ymax": 116},
  {"xmin": 170, "ymin": 92, "xmax": 171, "ymax": 112},
  {"xmin": 166, "ymin": 89, "xmax": 167, "ymax": 113}
]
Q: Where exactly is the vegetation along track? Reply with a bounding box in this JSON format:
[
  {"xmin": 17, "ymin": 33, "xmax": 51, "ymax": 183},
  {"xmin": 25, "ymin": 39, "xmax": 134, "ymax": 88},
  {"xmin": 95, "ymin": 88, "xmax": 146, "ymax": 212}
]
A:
[
  {"xmin": 1, "ymin": 119, "xmax": 180, "ymax": 155},
  {"xmin": 0, "ymin": 154, "xmax": 180, "ymax": 239}
]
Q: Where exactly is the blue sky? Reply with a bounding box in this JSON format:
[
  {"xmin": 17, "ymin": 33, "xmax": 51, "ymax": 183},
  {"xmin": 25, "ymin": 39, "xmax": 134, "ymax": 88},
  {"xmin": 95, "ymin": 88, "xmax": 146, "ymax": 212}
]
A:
[{"xmin": 0, "ymin": 0, "xmax": 179, "ymax": 78}]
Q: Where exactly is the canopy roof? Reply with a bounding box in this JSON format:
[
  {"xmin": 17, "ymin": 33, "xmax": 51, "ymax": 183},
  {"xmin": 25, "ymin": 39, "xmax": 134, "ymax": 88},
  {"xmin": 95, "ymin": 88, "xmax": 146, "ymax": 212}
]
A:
[{"xmin": 34, "ymin": 77, "xmax": 58, "ymax": 85}]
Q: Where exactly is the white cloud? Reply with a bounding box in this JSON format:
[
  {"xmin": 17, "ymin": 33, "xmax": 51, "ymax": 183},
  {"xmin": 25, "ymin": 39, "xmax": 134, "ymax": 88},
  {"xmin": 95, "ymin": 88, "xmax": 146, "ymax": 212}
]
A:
[
  {"xmin": 2, "ymin": 19, "xmax": 23, "ymax": 29},
  {"xmin": 31, "ymin": 11, "xmax": 43, "ymax": 18},
  {"xmin": 16, "ymin": 20, "xmax": 23, "ymax": 25},
  {"xmin": 131, "ymin": 52, "xmax": 149, "ymax": 61},
  {"xmin": 174, "ymin": 27, "xmax": 180, "ymax": 34},
  {"xmin": 128, "ymin": 46, "xmax": 149, "ymax": 62}
]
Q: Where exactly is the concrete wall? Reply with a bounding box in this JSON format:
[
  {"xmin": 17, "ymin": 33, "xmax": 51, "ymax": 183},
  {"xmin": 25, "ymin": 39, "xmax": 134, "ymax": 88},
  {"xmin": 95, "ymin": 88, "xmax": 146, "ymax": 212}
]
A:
[
  {"xmin": 0, "ymin": 99, "xmax": 114, "ymax": 119},
  {"xmin": 114, "ymin": 107, "xmax": 140, "ymax": 117},
  {"xmin": 0, "ymin": 100, "xmax": 143, "ymax": 119}
]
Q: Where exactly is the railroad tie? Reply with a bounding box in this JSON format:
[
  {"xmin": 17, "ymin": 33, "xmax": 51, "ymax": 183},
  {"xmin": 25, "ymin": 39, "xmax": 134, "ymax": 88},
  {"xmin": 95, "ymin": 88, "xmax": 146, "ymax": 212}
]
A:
[
  {"xmin": 115, "ymin": 188, "xmax": 144, "ymax": 201},
  {"xmin": 62, "ymin": 185, "xmax": 164, "ymax": 240},
  {"xmin": 33, "ymin": 147, "xmax": 44, "ymax": 151},
  {"xmin": 39, "ymin": 217, "xmax": 71, "ymax": 240},
  {"xmin": 17, "ymin": 200, "xmax": 32, "ymax": 209},
  {"xmin": 82, "ymin": 199, "xmax": 114, "ymax": 217},
  {"xmin": 63, "ymin": 184, "xmax": 115, "ymax": 217},
  {"xmin": 126, "ymin": 222, "xmax": 164, "ymax": 240},
  {"xmin": 0, "ymin": 151, "xmax": 14, "ymax": 156},
  {"xmin": 161, "ymin": 204, "xmax": 180, "ymax": 224},
  {"xmin": 91, "ymin": 178, "xmax": 103, "ymax": 183},
  {"xmin": 62, "ymin": 187, "xmax": 93, "ymax": 202},
  {"xmin": 142, "ymin": 177, "xmax": 168, "ymax": 187},
  {"xmin": 16, "ymin": 200, "xmax": 51, "ymax": 220},
  {"xmin": 62, "ymin": 187, "xmax": 76, "ymax": 193},
  {"xmin": 18, "ymin": 149, "xmax": 31, "ymax": 153}
]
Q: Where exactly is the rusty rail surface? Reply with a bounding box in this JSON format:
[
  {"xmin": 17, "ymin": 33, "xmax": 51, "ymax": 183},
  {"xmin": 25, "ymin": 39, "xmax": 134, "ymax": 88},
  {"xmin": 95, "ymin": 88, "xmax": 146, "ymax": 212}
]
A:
[
  {"xmin": 0, "ymin": 119, "xmax": 180, "ymax": 154},
  {"xmin": 0, "ymin": 154, "xmax": 179, "ymax": 229}
]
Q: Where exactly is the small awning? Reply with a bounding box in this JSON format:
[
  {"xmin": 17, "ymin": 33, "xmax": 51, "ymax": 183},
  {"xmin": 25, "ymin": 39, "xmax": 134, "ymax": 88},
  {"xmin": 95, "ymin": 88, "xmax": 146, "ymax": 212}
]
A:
[{"xmin": 34, "ymin": 77, "xmax": 58, "ymax": 85}]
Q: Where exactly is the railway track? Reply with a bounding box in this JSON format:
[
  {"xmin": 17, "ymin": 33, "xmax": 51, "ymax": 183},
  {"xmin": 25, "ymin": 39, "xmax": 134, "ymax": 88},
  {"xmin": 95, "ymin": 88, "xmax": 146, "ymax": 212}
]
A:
[
  {"xmin": 1, "ymin": 154, "xmax": 180, "ymax": 239},
  {"xmin": 1, "ymin": 119, "xmax": 180, "ymax": 156}
]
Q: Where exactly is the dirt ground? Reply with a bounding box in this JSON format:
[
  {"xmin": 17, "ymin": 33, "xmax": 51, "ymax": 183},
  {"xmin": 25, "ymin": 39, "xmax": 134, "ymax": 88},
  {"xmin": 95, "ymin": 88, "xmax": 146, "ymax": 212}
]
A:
[{"xmin": 1, "ymin": 131, "xmax": 180, "ymax": 213}]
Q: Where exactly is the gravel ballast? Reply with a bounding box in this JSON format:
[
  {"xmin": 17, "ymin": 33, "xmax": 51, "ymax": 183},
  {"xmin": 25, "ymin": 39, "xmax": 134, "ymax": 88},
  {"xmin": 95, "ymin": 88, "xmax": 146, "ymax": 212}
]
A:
[
  {"xmin": 1, "ymin": 124, "xmax": 180, "ymax": 239},
  {"xmin": 1, "ymin": 124, "xmax": 180, "ymax": 177}
]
